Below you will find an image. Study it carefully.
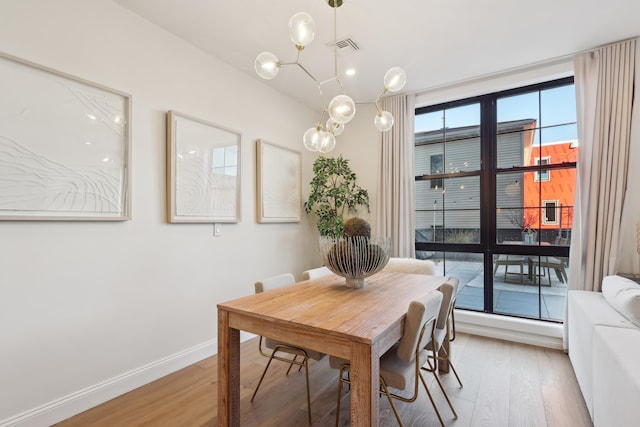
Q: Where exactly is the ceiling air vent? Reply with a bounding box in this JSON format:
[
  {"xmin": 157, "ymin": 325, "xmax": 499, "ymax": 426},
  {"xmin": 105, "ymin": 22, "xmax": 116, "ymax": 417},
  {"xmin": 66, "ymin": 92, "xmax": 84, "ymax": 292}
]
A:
[{"xmin": 327, "ymin": 37, "xmax": 360, "ymax": 54}]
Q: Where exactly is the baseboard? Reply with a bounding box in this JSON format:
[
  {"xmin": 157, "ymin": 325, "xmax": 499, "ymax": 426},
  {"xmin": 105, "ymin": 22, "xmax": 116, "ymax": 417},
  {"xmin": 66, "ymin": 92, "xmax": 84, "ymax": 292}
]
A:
[
  {"xmin": 455, "ymin": 310, "xmax": 564, "ymax": 350},
  {"xmin": 1, "ymin": 338, "xmax": 220, "ymax": 427}
]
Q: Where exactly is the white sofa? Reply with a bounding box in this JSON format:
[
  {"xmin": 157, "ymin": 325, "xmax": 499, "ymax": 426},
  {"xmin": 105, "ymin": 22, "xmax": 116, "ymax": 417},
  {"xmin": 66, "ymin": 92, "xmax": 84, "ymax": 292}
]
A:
[{"xmin": 568, "ymin": 275, "xmax": 640, "ymax": 427}]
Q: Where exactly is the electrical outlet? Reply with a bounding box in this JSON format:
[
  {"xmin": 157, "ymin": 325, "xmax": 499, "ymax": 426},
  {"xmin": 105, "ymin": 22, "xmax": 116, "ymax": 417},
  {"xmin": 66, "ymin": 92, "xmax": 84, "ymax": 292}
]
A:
[{"xmin": 214, "ymin": 223, "xmax": 222, "ymax": 236}]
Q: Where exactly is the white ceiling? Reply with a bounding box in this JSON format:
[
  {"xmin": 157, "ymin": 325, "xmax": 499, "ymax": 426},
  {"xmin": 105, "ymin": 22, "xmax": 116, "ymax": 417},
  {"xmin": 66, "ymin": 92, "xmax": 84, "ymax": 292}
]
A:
[{"xmin": 114, "ymin": 0, "xmax": 640, "ymax": 110}]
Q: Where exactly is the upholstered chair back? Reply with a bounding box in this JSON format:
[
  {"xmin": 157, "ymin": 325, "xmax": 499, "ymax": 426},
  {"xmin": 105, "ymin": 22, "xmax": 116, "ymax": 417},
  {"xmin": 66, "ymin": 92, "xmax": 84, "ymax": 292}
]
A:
[{"xmin": 395, "ymin": 289, "xmax": 443, "ymax": 363}]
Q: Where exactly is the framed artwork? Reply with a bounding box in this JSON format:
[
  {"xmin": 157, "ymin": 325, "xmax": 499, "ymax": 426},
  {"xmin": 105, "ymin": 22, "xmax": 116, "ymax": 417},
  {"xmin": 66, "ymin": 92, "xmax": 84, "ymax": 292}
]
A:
[
  {"xmin": 166, "ymin": 110, "xmax": 241, "ymax": 223},
  {"xmin": 0, "ymin": 52, "xmax": 131, "ymax": 220},
  {"xmin": 256, "ymin": 139, "xmax": 301, "ymax": 223}
]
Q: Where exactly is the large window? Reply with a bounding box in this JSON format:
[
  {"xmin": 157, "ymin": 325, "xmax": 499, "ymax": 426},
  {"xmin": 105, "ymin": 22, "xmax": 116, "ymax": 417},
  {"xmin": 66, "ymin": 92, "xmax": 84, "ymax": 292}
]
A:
[{"xmin": 415, "ymin": 77, "xmax": 576, "ymax": 322}]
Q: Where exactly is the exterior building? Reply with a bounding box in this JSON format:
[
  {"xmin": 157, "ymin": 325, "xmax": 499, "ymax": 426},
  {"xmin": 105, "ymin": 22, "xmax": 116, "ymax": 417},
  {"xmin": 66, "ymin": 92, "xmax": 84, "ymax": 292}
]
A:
[
  {"xmin": 524, "ymin": 139, "xmax": 577, "ymax": 235},
  {"xmin": 415, "ymin": 119, "xmax": 577, "ymax": 243}
]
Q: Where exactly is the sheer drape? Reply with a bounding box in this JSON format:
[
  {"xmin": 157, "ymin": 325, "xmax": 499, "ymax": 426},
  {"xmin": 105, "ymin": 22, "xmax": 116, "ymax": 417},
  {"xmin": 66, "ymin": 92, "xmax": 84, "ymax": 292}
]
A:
[
  {"xmin": 569, "ymin": 38, "xmax": 637, "ymax": 294},
  {"xmin": 376, "ymin": 94, "xmax": 416, "ymax": 257}
]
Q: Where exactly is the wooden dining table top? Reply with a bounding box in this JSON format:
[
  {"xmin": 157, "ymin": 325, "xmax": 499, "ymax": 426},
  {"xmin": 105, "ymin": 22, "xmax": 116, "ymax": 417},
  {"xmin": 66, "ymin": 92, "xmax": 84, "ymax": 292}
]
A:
[{"xmin": 218, "ymin": 271, "xmax": 452, "ymax": 356}]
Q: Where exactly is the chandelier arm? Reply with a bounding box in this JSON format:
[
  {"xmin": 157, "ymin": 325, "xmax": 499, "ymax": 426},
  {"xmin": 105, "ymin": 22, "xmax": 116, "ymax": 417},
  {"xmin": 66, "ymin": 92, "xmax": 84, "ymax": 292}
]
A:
[
  {"xmin": 318, "ymin": 109, "xmax": 327, "ymax": 126},
  {"xmin": 373, "ymin": 87, "xmax": 390, "ymax": 111},
  {"xmin": 333, "ymin": 2, "xmax": 338, "ymax": 78},
  {"xmin": 297, "ymin": 63, "xmax": 319, "ymax": 82},
  {"xmin": 317, "ymin": 84, "xmax": 327, "ymax": 111}
]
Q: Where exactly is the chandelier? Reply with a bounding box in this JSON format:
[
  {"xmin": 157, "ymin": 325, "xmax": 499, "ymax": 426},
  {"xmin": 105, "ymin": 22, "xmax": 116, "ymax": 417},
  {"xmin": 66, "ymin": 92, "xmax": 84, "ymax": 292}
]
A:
[{"xmin": 254, "ymin": 0, "xmax": 407, "ymax": 153}]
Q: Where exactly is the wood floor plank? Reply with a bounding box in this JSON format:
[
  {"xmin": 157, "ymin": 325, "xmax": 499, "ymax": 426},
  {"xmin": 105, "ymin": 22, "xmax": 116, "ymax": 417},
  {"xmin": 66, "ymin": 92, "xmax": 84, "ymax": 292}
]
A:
[
  {"xmin": 508, "ymin": 342, "xmax": 547, "ymax": 427},
  {"xmin": 55, "ymin": 333, "xmax": 591, "ymax": 427}
]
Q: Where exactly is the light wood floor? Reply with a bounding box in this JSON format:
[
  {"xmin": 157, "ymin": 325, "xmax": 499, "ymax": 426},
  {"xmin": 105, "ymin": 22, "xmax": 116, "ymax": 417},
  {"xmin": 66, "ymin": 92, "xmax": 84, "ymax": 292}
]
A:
[{"xmin": 55, "ymin": 333, "xmax": 592, "ymax": 427}]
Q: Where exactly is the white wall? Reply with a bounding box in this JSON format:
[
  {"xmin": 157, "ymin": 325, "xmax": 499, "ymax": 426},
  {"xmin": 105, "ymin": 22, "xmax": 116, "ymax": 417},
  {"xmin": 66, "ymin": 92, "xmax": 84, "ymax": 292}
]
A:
[
  {"xmin": 327, "ymin": 103, "xmax": 382, "ymax": 232},
  {"xmin": 0, "ymin": 0, "xmax": 324, "ymax": 425}
]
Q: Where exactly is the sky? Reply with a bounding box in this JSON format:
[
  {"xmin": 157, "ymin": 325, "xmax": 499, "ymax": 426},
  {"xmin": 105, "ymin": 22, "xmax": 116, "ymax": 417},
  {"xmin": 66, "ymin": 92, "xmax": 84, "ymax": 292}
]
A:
[{"xmin": 415, "ymin": 84, "xmax": 578, "ymax": 144}]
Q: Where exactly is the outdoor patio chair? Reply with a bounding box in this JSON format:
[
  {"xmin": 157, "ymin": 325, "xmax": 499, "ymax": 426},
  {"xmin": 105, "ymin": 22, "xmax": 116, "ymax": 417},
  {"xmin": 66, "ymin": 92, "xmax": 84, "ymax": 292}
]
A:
[
  {"xmin": 493, "ymin": 254, "xmax": 525, "ymax": 284},
  {"xmin": 531, "ymin": 256, "xmax": 568, "ymax": 285}
]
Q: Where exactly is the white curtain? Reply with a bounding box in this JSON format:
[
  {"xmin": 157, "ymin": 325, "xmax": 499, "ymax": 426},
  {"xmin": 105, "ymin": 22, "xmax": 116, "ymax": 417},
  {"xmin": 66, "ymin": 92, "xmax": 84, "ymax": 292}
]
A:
[
  {"xmin": 569, "ymin": 38, "xmax": 637, "ymax": 294},
  {"xmin": 617, "ymin": 41, "xmax": 640, "ymax": 275},
  {"xmin": 376, "ymin": 94, "xmax": 416, "ymax": 257}
]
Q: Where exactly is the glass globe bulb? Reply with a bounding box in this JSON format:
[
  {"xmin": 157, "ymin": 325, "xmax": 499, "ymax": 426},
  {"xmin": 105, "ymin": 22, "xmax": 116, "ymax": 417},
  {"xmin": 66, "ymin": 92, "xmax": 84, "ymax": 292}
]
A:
[
  {"xmin": 326, "ymin": 118, "xmax": 345, "ymax": 136},
  {"xmin": 318, "ymin": 132, "xmax": 336, "ymax": 153},
  {"xmin": 384, "ymin": 67, "xmax": 407, "ymax": 92},
  {"xmin": 303, "ymin": 126, "xmax": 322, "ymax": 152},
  {"xmin": 255, "ymin": 52, "xmax": 280, "ymax": 80},
  {"xmin": 374, "ymin": 110, "xmax": 394, "ymax": 132},
  {"xmin": 288, "ymin": 12, "xmax": 316, "ymax": 47},
  {"xmin": 328, "ymin": 94, "xmax": 356, "ymax": 125}
]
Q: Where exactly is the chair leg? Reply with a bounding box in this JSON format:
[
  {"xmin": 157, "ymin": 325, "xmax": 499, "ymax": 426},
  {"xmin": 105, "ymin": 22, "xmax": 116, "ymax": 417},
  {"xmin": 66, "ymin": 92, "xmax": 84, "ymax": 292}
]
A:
[
  {"xmin": 448, "ymin": 359, "xmax": 463, "ymax": 387},
  {"xmin": 251, "ymin": 353, "xmax": 276, "ymax": 403},
  {"xmin": 439, "ymin": 345, "xmax": 463, "ymax": 387},
  {"xmin": 286, "ymin": 355, "xmax": 298, "ymax": 375},
  {"xmin": 430, "ymin": 369, "xmax": 458, "ymax": 418},
  {"xmin": 335, "ymin": 366, "xmax": 347, "ymax": 427},
  {"xmin": 417, "ymin": 370, "xmax": 446, "ymax": 427},
  {"xmin": 422, "ymin": 357, "xmax": 458, "ymax": 419},
  {"xmin": 519, "ymin": 261, "xmax": 524, "ymax": 284},
  {"xmin": 380, "ymin": 377, "xmax": 404, "ymax": 427},
  {"xmin": 303, "ymin": 357, "xmax": 311, "ymax": 425},
  {"xmin": 253, "ymin": 349, "xmax": 312, "ymax": 425}
]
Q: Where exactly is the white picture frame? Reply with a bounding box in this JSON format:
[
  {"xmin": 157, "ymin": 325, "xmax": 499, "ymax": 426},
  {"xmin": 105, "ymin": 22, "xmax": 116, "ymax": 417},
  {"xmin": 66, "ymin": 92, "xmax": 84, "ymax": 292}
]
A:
[
  {"xmin": 0, "ymin": 52, "xmax": 131, "ymax": 220},
  {"xmin": 256, "ymin": 139, "xmax": 301, "ymax": 223},
  {"xmin": 166, "ymin": 110, "xmax": 241, "ymax": 223}
]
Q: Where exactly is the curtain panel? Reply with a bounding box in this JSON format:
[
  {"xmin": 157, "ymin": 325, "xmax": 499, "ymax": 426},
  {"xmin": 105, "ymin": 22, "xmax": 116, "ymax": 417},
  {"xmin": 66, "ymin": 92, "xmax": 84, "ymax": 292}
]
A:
[
  {"xmin": 569, "ymin": 38, "xmax": 637, "ymax": 293},
  {"xmin": 376, "ymin": 94, "xmax": 416, "ymax": 257}
]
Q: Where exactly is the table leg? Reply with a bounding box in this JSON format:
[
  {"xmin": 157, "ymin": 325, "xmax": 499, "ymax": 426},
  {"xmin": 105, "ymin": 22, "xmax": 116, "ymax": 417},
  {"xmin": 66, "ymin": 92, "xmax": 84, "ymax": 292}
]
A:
[
  {"xmin": 438, "ymin": 338, "xmax": 450, "ymax": 373},
  {"xmin": 218, "ymin": 309, "xmax": 240, "ymax": 426},
  {"xmin": 350, "ymin": 342, "xmax": 379, "ymax": 427}
]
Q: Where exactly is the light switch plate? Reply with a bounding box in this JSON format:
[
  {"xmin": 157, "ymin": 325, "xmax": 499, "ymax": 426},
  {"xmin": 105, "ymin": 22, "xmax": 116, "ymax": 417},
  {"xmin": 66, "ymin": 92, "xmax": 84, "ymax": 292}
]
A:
[{"xmin": 214, "ymin": 223, "xmax": 222, "ymax": 236}]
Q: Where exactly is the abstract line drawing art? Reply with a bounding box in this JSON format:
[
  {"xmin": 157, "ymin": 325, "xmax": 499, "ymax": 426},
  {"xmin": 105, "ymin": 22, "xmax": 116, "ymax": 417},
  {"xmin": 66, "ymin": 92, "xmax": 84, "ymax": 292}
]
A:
[
  {"xmin": 0, "ymin": 52, "xmax": 131, "ymax": 220},
  {"xmin": 166, "ymin": 111, "xmax": 241, "ymax": 223},
  {"xmin": 256, "ymin": 139, "xmax": 301, "ymax": 223}
]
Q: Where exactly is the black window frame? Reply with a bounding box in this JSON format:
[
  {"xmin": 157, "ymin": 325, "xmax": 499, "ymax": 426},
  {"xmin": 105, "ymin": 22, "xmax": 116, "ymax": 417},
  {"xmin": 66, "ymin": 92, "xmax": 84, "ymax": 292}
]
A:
[{"xmin": 414, "ymin": 76, "xmax": 576, "ymax": 322}]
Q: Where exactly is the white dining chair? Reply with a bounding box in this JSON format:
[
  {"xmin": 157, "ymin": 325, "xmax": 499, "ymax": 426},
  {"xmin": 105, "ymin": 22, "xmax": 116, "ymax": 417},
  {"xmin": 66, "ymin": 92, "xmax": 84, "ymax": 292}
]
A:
[
  {"xmin": 425, "ymin": 278, "xmax": 463, "ymax": 387},
  {"xmin": 302, "ymin": 266, "xmax": 333, "ymax": 280},
  {"xmin": 252, "ymin": 273, "xmax": 325, "ymax": 425}
]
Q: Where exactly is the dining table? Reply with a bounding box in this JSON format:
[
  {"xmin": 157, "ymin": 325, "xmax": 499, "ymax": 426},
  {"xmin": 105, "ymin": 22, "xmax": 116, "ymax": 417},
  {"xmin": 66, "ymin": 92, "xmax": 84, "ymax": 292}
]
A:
[{"xmin": 217, "ymin": 271, "xmax": 454, "ymax": 426}]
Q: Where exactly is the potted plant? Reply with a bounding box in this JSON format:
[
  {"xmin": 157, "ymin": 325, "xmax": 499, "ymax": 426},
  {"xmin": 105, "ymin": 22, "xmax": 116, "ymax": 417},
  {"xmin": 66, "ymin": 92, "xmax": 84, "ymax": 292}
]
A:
[
  {"xmin": 304, "ymin": 155, "xmax": 369, "ymax": 238},
  {"xmin": 506, "ymin": 208, "xmax": 537, "ymax": 244}
]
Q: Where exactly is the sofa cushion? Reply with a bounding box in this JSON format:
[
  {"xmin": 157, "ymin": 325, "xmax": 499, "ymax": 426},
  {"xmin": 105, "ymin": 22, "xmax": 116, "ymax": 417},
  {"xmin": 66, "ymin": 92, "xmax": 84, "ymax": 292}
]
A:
[
  {"xmin": 593, "ymin": 326, "xmax": 640, "ymax": 427},
  {"xmin": 382, "ymin": 257, "xmax": 436, "ymax": 275},
  {"xmin": 602, "ymin": 275, "xmax": 640, "ymax": 327},
  {"xmin": 567, "ymin": 290, "xmax": 636, "ymax": 418}
]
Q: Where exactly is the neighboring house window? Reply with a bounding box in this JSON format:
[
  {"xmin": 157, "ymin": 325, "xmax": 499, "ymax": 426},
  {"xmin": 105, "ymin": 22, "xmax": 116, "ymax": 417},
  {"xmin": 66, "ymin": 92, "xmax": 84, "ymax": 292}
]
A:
[
  {"xmin": 535, "ymin": 156, "xmax": 551, "ymax": 182},
  {"xmin": 543, "ymin": 200, "xmax": 559, "ymax": 224},
  {"xmin": 430, "ymin": 154, "xmax": 443, "ymax": 189}
]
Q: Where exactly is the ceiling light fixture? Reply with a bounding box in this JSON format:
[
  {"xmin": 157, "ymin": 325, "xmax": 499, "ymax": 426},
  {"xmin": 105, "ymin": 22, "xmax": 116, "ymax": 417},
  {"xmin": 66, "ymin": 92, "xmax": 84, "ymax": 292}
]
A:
[{"xmin": 254, "ymin": 0, "xmax": 406, "ymax": 153}]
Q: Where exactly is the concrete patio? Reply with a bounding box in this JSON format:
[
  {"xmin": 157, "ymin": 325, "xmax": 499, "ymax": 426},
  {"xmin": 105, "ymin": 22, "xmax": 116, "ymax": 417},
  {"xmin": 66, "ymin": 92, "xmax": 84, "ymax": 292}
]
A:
[{"xmin": 431, "ymin": 257, "xmax": 568, "ymax": 321}]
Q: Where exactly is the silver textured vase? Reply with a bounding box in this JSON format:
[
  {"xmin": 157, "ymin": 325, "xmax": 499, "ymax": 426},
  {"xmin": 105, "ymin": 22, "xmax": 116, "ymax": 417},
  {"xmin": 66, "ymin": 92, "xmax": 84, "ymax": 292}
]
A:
[{"xmin": 319, "ymin": 236, "xmax": 391, "ymax": 288}]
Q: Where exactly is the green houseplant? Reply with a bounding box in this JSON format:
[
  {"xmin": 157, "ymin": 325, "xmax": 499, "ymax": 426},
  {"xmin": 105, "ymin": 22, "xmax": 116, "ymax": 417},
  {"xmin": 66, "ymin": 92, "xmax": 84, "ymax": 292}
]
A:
[{"xmin": 304, "ymin": 155, "xmax": 370, "ymax": 238}]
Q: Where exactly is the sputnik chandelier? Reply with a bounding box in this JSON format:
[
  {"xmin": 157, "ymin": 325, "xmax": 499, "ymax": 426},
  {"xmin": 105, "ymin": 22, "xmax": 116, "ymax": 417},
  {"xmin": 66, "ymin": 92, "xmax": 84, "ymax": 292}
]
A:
[{"xmin": 254, "ymin": 0, "xmax": 407, "ymax": 153}]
